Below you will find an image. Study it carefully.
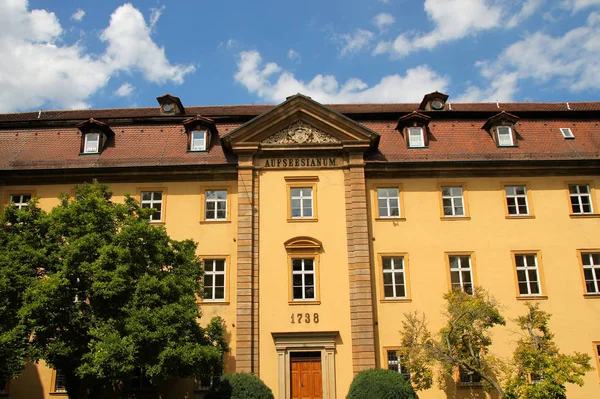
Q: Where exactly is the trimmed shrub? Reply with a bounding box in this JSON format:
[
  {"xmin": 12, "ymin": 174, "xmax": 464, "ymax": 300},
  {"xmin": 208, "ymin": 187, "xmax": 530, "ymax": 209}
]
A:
[
  {"xmin": 205, "ymin": 373, "xmax": 274, "ymax": 399},
  {"xmin": 346, "ymin": 368, "xmax": 417, "ymax": 399}
]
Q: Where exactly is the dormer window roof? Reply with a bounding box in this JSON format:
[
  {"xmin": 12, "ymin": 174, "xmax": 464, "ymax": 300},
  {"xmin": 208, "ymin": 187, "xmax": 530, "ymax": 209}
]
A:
[
  {"xmin": 396, "ymin": 111, "xmax": 431, "ymax": 148},
  {"xmin": 156, "ymin": 94, "xmax": 185, "ymax": 115},
  {"xmin": 482, "ymin": 111, "xmax": 519, "ymax": 147},
  {"xmin": 419, "ymin": 91, "xmax": 449, "ymax": 111},
  {"xmin": 182, "ymin": 115, "xmax": 217, "ymax": 152},
  {"xmin": 76, "ymin": 118, "xmax": 114, "ymax": 155}
]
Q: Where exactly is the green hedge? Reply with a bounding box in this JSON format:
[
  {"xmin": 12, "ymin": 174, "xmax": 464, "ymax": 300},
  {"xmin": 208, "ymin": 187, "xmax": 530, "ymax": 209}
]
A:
[
  {"xmin": 346, "ymin": 368, "xmax": 417, "ymax": 399},
  {"xmin": 205, "ymin": 373, "xmax": 274, "ymax": 399}
]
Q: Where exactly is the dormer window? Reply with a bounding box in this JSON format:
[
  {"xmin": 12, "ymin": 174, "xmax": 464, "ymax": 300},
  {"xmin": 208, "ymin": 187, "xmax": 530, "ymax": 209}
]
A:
[
  {"xmin": 396, "ymin": 111, "xmax": 431, "ymax": 149},
  {"xmin": 156, "ymin": 94, "xmax": 185, "ymax": 115},
  {"xmin": 560, "ymin": 128, "xmax": 574, "ymax": 139},
  {"xmin": 407, "ymin": 127, "xmax": 425, "ymax": 148},
  {"xmin": 496, "ymin": 126, "xmax": 513, "ymax": 146},
  {"xmin": 84, "ymin": 133, "xmax": 100, "ymax": 153},
  {"xmin": 76, "ymin": 118, "xmax": 114, "ymax": 155},
  {"xmin": 482, "ymin": 111, "xmax": 519, "ymax": 148},
  {"xmin": 419, "ymin": 91, "xmax": 449, "ymax": 111},
  {"xmin": 191, "ymin": 130, "xmax": 207, "ymax": 151}
]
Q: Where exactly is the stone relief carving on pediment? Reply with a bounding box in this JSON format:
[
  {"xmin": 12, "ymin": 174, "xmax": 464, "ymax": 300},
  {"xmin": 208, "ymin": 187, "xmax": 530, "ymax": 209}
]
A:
[{"xmin": 262, "ymin": 121, "xmax": 341, "ymax": 144}]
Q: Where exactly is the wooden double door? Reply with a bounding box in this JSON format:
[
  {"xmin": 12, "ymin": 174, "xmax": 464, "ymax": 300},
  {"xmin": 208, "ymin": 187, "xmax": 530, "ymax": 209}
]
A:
[{"xmin": 290, "ymin": 352, "xmax": 322, "ymax": 399}]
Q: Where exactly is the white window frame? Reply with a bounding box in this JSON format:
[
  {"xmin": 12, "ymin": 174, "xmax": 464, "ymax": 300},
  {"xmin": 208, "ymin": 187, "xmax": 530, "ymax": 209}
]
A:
[
  {"xmin": 377, "ymin": 188, "xmax": 400, "ymax": 218},
  {"xmin": 441, "ymin": 186, "xmax": 465, "ymax": 217},
  {"xmin": 449, "ymin": 255, "xmax": 474, "ymax": 295},
  {"xmin": 569, "ymin": 184, "xmax": 594, "ymax": 214},
  {"xmin": 505, "ymin": 185, "xmax": 529, "ymax": 216},
  {"xmin": 205, "ymin": 190, "xmax": 227, "ymax": 220},
  {"xmin": 382, "ymin": 256, "xmax": 407, "ymax": 299},
  {"xmin": 459, "ymin": 367, "xmax": 483, "ymax": 386},
  {"xmin": 83, "ymin": 132, "xmax": 100, "ymax": 153},
  {"xmin": 203, "ymin": 259, "xmax": 226, "ymax": 301},
  {"xmin": 190, "ymin": 130, "xmax": 207, "ymax": 151},
  {"xmin": 140, "ymin": 191, "xmax": 163, "ymax": 222},
  {"xmin": 582, "ymin": 252, "xmax": 600, "ymax": 295},
  {"xmin": 496, "ymin": 126, "xmax": 514, "ymax": 146},
  {"xmin": 515, "ymin": 254, "xmax": 542, "ymax": 296},
  {"xmin": 407, "ymin": 126, "xmax": 425, "ymax": 148},
  {"xmin": 560, "ymin": 128, "xmax": 574, "ymax": 139},
  {"xmin": 290, "ymin": 187, "xmax": 313, "ymax": 219},
  {"xmin": 291, "ymin": 258, "xmax": 316, "ymax": 301},
  {"xmin": 54, "ymin": 369, "xmax": 67, "ymax": 393},
  {"xmin": 9, "ymin": 194, "xmax": 32, "ymax": 209},
  {"xmin": 386, "ymin": 350, "xmax": 411, "ymax": 381}
]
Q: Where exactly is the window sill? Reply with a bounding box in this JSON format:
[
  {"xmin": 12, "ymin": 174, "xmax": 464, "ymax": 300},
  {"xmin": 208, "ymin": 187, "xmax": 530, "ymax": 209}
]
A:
[
  {"xmin": 199, "ymin": 219, "xmax": 231, "ymax": 224},
  {"xmin": 407, "ymin": 146, "xmax": 428, "ymax": 150},
  {"xmin": 516, "ymin": 295, "xmax": 548, "ymax": 301},
  {"xmin": 288, "ymin": 300, "xmax": 321, "ymax": 306},
  {"xmin": 149, "ymin": 221, "xmax": 166, "ymax": 225},
  {"xmin": 287, "ymin": 218, "xmax": 318, "ymax": 223},
  {"xmin": 380, "ymin": 298, "xmax": 412, "ymax": 303},
  {"xmin": 375, "ymin": 217, "xmax": 406, "ymax": 222},
  {"xmin": 49, "ymin": 392, "xmax": 68, "ymax": 396},
  {"xmin": 457, "ymin": 383, "xmax": 483, "ymax": 389},
  {"xmin": 583, "ymin": 294, "xmax": 600, "ymax": 299},
  {"xmin": 78, "ymin": 152, "xmax": 100, "ymax": 156},
  {"xmin": 569, "ymin": 213, "xmax": 600, "ymax": 218},
  {"xmin": 199, "ymin": 301, "xmax": 230, "ymax": 305},
  {"xmin": 506, "ymin": 215, "xmax": 535, "ymax": 219},
  {"xmin": 440, "ymin": 216, "xmax": 471, "ymax": 221},
  {"xmin": 187, "ymin": 150, "xmax": 208, "ymax": 153}
]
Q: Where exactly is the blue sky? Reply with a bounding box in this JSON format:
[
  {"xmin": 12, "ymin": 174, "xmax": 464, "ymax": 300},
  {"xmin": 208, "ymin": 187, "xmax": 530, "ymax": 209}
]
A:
[{"xmin": 0, "ymin": 0, "xmax": 599, "ymax": 112}]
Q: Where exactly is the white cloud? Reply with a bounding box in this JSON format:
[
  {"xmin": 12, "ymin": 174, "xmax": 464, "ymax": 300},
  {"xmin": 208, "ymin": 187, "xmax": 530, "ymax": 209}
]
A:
[
  {"xmin": 458, "ymin": 11, "xmax": 600, "ymax": 101},
  {"xmin": 562, "ymin": 0, "xmax": 600, "ymax": 12},
  {"xmin": 288, "ymin": 49, "xmax": 301, "ymax": 62},
  {"xmin": 333, "ymin": 28, "xmax": 375, "ymax": 57},
  {"xmin": 372, "ymin": 13, "xmax": 395, "ymax": 32},
  {"xmin": 71, "ymin": 8, "xmax": 85, "ymax": 22},
  {"xmin": 115, "ymin": 82, "xmax": 134, "ymax": 97},
  {"xmin": 234, "ymin": 50, "xmax": 449, "ymax": 104},
  {"xmin": 149, "ymin": 5, "xmax": 165, "ymax": 30},
  {"xmin": 0, "ymin": 1, "xmax": 194, "ymax": 112},
  {"xmin": 375, "ymin": 0, "xmax": 543, "ymax": 58},
  {"xmin": 455, "ymin": 72, "xmax": 519, "ymax": 102}
]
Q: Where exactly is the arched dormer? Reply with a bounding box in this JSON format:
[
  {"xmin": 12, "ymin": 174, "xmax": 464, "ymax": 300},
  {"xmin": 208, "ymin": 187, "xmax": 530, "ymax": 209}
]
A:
[
  {"xmin": 395, "ymin": 111, "xmax": 431, "ymax": 148},
  {"xmin": 182, "ymin": 115, "xmax": 217, "ymax": 152},
  {"xmin": 156, "ymin": 94, "xmax": 185, "ymax": 115},
  {"xmin": 76, "ymin": 118, "xmax": 114, "ymax": 155},
  {"xmin": 419, "ymin": 91, "xmax": 449, "ymax": 111},
  {"xmin": 482, "ymin": 111, "xmax": 519, "ymax": 147}
]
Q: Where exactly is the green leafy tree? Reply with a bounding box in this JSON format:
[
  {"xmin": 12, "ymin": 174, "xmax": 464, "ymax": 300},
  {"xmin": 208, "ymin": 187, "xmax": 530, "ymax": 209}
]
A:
[
  {"xmin": 397, "ymin": 311, "xmax": 434, "ymax": 391},
  {"xmin": 503, "ymin": 302, "xmax": 592, "ymax": 399},
  {"xmin": 430, "ymin": 288, "xmax": 506, "ymax": 396},
  {"xmin": 5, "ymin": 181, "xmax": 227, "ymax": 399},
  {"xmin": 0, "ymin": 199, "xmax": 48, "ymax": 380},
  {"xmin": 346, "ymin": 368, "xmax": 417, "ymax": 399}
]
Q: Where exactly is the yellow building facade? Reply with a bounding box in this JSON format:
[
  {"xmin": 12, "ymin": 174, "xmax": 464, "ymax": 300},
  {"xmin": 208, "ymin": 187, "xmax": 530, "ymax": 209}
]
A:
[{"xmin": 1, "ymin": 93, "xmax": 599, "ymax": 398}]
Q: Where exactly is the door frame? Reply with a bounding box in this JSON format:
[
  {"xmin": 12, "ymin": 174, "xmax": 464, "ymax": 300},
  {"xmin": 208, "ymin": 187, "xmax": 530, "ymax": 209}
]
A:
[{"xmin": 272, "ymin": 331, "xmax": 338, "ymax": 399}]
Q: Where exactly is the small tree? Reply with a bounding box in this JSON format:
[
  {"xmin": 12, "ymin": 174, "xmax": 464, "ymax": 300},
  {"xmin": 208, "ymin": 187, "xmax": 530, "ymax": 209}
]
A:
[
  {"xmin": 503, "ymin": 302, "xmax": 592, "ymax": 399},
  {"xmin": 346, "ymin": 368, "xmax": 417, "ymax": 399},
  {"xmin": 397, "ymin": 311, "xmax": 434, "ymax": 391},
  {"xmin": 430, "ymin": 288, "xmax": 506, "ymax": 396},
  {"xmin": 205, "ymin": 373, "xmax": 274, "ymax": 399},
  {"xmin": 5, "ymin": 181, "xmax": 227, "ymax": 399}
]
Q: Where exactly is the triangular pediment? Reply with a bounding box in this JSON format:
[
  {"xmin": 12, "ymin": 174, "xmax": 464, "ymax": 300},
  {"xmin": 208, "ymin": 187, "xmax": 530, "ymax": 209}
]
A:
[{"xmin": 221, "ymin": 94, "xmax": 379, "ymax": 153}]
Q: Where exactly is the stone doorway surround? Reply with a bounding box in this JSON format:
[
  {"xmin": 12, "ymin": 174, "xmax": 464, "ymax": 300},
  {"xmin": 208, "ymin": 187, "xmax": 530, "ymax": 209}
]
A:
[{"xmin": 272, "ymin": 331, "xmax": 338, "ymax": 399}]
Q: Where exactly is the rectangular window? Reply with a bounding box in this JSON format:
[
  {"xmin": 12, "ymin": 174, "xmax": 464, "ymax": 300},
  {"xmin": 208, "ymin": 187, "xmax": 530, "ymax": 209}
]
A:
[
  {"xmin": 9, "ymin": 193, "xmax": 32, "ymax": 209},
  {"xmin": 53, "ymin": 369, "xmax": 67, "ymax": 393},
  {"xmin": 407, "ymin": 127, "xmax": 425, "ymax": 148},
  {"xmin": 449, "ymin": 255, "xmax": 474, "ymax": 295},
  {"xmin": 84, "ymin": 132, "xmax": 100, "ymax": 153},
  {"xmin": 130, "ymin": 367, "xmax": 153, "ymax": 391},
  {"xmin": 290, "ymin": 187, "xmax": 313, "ymax": 219},
  {"xmin": 205, "ymin": 190, "xmax": 227, "ymax": 220},
  {"xmin": 0, "ymin": 378, "xmax": 7, "ymax": 394},
  {"xmin": 203, "ymin": 259, "xmax": 226, "ymax": 301},
  {"xmin": 514, "ymin": 253, "xmax": 541, "ymax": 296},
  {"xmin": 505, "ymin": 185, "xmax": 529, "ymax": 216},
  {"xmin": 582, "ymin": 252, "xmax": 600, "ymax": 295},
  {"xmin": 387, "ymin": 350, "xmax": 411, "ymax": 381},
  {"xmin": 382, "ymin": 256, "xmax": 407, "ymax": 299},
  {"xmin": 140, "ymin": 191, "xmax": 163, "ymax": 222},
  {"xmin": 529, "ymin": 373, "xmax": 544, "ymax": 384},
  {"xmin": 292, "ymin": 258, "xmax": 315, "ymax": 301},
  {"xmin": 560, "ymin": 128, "xmax": 574, "ymax": 139},
  {"xmin": 459, "ymin": 367, "xmax": 482, "ymax": 386},
  {"xmin": 595, "ymin": 343, "xmax": 600, "ymax": 379},
  {"xmin": 569, "ymin": 184, "xmax": 594, "ymax": 214},
  {"xmin": 441, "ymin": 186, "xmax": 465, "ymax": 217},
  {"xmin": 191, "ymin": 130, "xmax": 207, "ymax": 151},
  {"xmin": 197, "ymin": 375, "xmax": 221, "ymax": 391},
  {"xmin": 496, "ymin": 126, "xmax": 513, "ymax": 146},
  {"xmin": 377, "ymin": 188, "xmax": 400, "ymax": 218}
]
